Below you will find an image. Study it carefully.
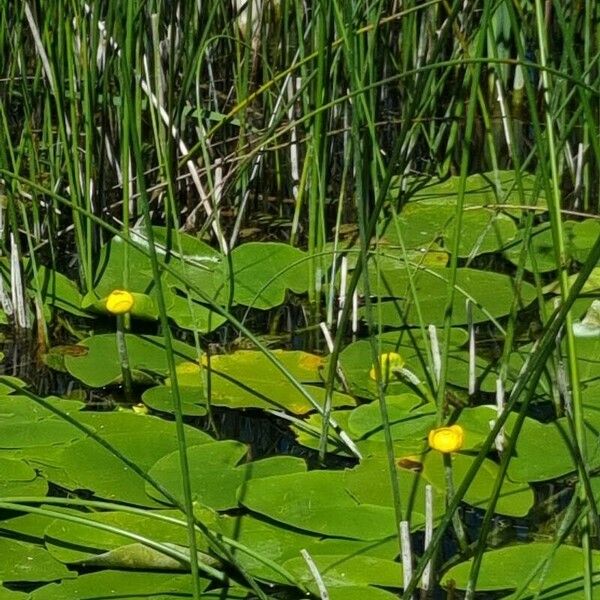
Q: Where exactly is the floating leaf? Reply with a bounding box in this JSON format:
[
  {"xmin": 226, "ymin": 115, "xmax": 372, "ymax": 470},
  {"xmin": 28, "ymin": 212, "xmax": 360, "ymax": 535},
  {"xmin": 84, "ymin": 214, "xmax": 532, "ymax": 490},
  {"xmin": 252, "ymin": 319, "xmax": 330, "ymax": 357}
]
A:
[
  {"xmin": 361, "ymin": 267, "xmax": 536, "ymax": 327},
  {"xmin": 337, "ymin": 330, "xmax": 497, "ymax": 399},
  {"xmin": 216, "ymin": 514, "xmax": 398, "ymax": 585},
  {"xmin": 398, "ymin": 171, "xmax": 546, "ymax": 215},
  {"xmin": 0, "ymin": 457, "xmax": 47, "ymax": 496},
  {"xmin": 207, "ymin": 349, "xmax": 325, "ymax": 384},
  {"xmin": 240, "ymin": 458, "xmax": 448, "ymax": 539},
  {"xmin": 82, "ymin": 291, "xmax": 158, "ymax": 320},
  {"xmin": 142, "ymin": 386, "xmax": 207, "ymax": 416},
  {"xmin": 147, "ymin": 441, "xmax": 307, "ymax": 510},
  {"xmin": 64, "ymin": 334, "xmax": 196, "ymax": 387},
  {"xmin": 0, "ymin": 395, "xmax": 85, "ymax": 449},
  {"xmin": 0, "ymin": 538, "xmax": 74, "ymax": 582},
  {"xmin": 29, "ymin": 571, "xmax": 206, "ymax": 600},
  {"xmin": 0, "ymin": 588, "xmax": 27, "ymax": 599},
  {"xmin": 283, "ymin": 554, "xmax": 403, "ymax": 591},
  {"xmin": 45, "ymin": 412, "xmax": 213, "ymax": 506},
  {"xmin": 347, "ymin": 395, "xmax": 436, "ymax": 442},
  {"xmin": 441, "ymin": 543, "xmax": 600, "ymax": 595},
  {"xmin": 420, "ymin": 451, "xmax": 533, "ymax": 517},
  {"xmin": 34, "ymin": 266, "xmax": 89, "ymax": 317},
  {"xmin": 45, "ymin": 509, "xmax": 205, "ymax": 565},
  {"xmin": 328, "ymin": 588, "xmax": 401, "ymax": 600},
  {"xmin": 149, "ymin": 351, "xmax": 351, "ymax": 415},
  {"xmin": 95, "ymin": 229, "xmax": 226, "ymax": 332},
  {"xmin": 380, "ymin": 203, "xmax": 517, "ymax": 258},
  {"xmin": 230, "ymin": 242, "xmax": 309, "ymax": 309},
  {"xmin": 573, "ymin": 299, "xmax": 600, "ymax": 338}
]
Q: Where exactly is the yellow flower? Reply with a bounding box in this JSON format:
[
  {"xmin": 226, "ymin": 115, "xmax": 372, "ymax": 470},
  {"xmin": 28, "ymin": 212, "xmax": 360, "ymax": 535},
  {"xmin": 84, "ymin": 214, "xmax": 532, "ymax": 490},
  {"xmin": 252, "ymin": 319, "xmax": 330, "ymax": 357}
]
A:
[
  {"xmin": 106, "ymin": 290, "xmax": 135, "ymax": 315},
  {"xmin": 369, "ymin": 352, "xmax": 405, "ymax": 381},
  {"xmin": 428, "ymin": 425, "xmax": 464, "ymax": 453}
]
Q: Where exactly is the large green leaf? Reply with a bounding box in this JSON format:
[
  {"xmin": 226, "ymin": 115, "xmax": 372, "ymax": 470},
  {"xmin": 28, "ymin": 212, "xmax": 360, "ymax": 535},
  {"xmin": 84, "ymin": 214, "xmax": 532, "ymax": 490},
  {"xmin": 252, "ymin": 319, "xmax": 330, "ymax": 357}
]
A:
[
  {"xmin": 398, "ymin": 171, "xmax": 545, "ymax": 216},
  {"xmin": 147, "ymin": 441, "xmax": 307, "ymax": 509},
  {"xmin": 328, "ymin": 588, "xmax": 403, "ymax": 600},
  {"xmin": 441, "ymin": 543, "xmax": 600, "ymax": 595},
  {"xmin": 0, "ymin": 588, "xmax": 27, "ymax": 599},
  {"xmin": 337, "ymin": 330, "xmax": 497, "ymax": 399},
  {"xmin": 420, "ymin": 451, "xmax": 533, "ymax": 517},
  {"xmin": 0, "ymin": 395, "xmax": 85, "ymax": 449},
  {"xmin": 94, "ymin": 229, "xmax": 226, "ymax": 331},
  {"xmin": 64, "ymin": 334, "xmax": 196, "ymax": 387},
  {"xmin": 380, "ymin": 202, "xmax": 517, "ymax": 258},
  {"xmin": 145, "ymin": 351, "xmax": 352, "ymax": 415},
  {"xmin": 361, "ymin": 267, "xmax": 536, "ymax": 327},
  {"xmin": 142, "ymin": 385, "xmax": 208, "ymax": 416},
  {"xmin": 347, "ymin": 395, "xmax": 436, "ymax": 442},
  {"xmin": 283, "ymin": 554, "xmax": 403, "ymax": 591},
  {"xmin": 34, "ymin": 266, "xmax": 90, "ymax": 318},
  {"xmin": 0, "ymin": 457, "xmax": 47, "ymax": 495},
  {"xmin": 0, "ymin": 538, "xmax": 74, "ymax": 582},
  {"xmin": 291, "ymin": 409, "xmax": 428, "ymax": 458},
  {"xmin": 29, "ymin": 571, "xmax": 207, "ymax": 600},
  {"xmin": 230, "ymin": 242, "xmax": 309, "ymax": 309},
  {"xmin": 45, "ymin": 509, "xmax": 205, "ymax": 564},
  {"xmin": 216, "ymin": 514, "xmax": 398, "ymax": 585},
  {"xmin": 239, "ymin": 470, "xmax": 398, "ymax": 540},
  {"xmin": 239, "ymin": 459, "xmax": 447, "ymax": 539},
  {"xmin": 45, "ymin": 412, "xmax": 213, "ymax": 506}
]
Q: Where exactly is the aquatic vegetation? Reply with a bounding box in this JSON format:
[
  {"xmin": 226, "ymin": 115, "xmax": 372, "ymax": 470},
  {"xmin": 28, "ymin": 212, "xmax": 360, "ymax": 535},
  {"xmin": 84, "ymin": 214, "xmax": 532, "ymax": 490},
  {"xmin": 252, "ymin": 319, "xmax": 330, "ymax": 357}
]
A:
[{"xmin": 0, "ymin": 0, "xmax": 598, "ymax": 599}]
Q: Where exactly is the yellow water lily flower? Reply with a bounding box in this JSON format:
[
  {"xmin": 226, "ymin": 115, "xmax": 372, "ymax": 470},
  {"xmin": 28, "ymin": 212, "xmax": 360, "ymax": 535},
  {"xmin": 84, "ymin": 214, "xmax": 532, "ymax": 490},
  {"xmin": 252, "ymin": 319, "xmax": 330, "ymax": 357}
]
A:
[
  {"xmin": 428, "ymin": 424, "xmax": 464, "ymax": 453},
  {"xmin": 106, "ymin": 290, "xmax": 135, "ymax": 315},
  {"xmin": 369, "ymin": 352, "xmax": 405, "ymax": 381}
]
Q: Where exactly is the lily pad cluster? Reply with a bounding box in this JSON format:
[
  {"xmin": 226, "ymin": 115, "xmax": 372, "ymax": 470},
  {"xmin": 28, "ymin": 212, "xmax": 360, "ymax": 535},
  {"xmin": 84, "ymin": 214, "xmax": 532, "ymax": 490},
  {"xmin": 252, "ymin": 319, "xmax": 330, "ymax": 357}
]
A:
[{"xmin": 2, "ymin": 171, "xmax": 600, "ymax": 597}]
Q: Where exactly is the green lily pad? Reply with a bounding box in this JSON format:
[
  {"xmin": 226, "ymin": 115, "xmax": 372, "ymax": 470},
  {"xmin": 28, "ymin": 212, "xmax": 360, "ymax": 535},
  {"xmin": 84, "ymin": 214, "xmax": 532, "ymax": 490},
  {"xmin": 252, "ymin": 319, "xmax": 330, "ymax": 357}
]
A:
[
  {"xmin": 283, "ymin": 554, "xmax": 403, "ymax": 591},
  {"xmin": 45, "ymin": 509, "xmax": 205, "ymax": 564},
  {"xmin": 95, "ymin": 229, "xmax": 227, "ymax": 332},
  {"xmin": 34, "ymin": 266, "xmax": 90, "ymax": 318},
  {"xmin": 361, "ymin": 267, "xmax": 536, "ymax": 327},
  {"xmin": 441, "ymin": 542, "xmax": 600, "ymax": 594},
  {"xmin": 418, "ymin": 451, "xmax": 533, "ymax": 517},
  {"xmin": 239, "ymin": 459, "xmax": 446, "ymax": 539},
  {"xmin": 328, "ymin": 587, "xmax": 402, "ymax": 600},
  {"xmin": 0, "ymin": 394, "xmax": 85, "ymax": 448},
  {"xmin": 82, "ymin": 290, "xmax": 158, "ymax": 320},
  {"xmin": 399, "ymin": 171, "xmax": 545, "ymax": 216},
  {"xmin": 337, "ymin": 330, "xmax": 497, "ymax": 399},
  {"xmin": 380, "ymin": 203, "xmax": 517, "ymax": 258},
  {"xmin": 347, "ymin": 395, "xmax": 436, "ymax": 442},
  {"xmin": 45, "ymin": 412, "xmax": 213, "ymax": 506},
  {"xmin": 0, "ymin": 538, "xmax": 74, "ymax": 582},
  {"xmin": 207, "ymin": 349, "xmax": 325, "ymax": 384},
  {"xmin": 0, "ymin": 376, "xmax": 28, "ymax": 395},
  {"xmin": 216, "ymin": 514, "xmax": 398, "ymax": 585},
  {"xmin": 0, "ymin": 588, "xmax": 27, "ymax": 599},
  {"xmin": 147, "ymin": 441, "xmax": 307, "ymax": 510},
  {"xmin": 142, "ymin": 386, "xmax": 207, "ymax": 416},
  {"xmin": 0, "ymin": 457, "xmax": 47, "ymax": 496},
  {"xmin": 29, "ymin": 571, "xmax": 207, "ymax": 599},
  {"xmin": 291, "ymin": 409, "xmax": 428, "ymax": 458},
  {"xmin": 152, "ymin": 351, "xmax": 351, "ymax": 415},
  {"xmin": 230, "ymin": 242, "xmax": 309, "ymax": 309},
  {"xmin": 239, "ymin": 470, "xmax": 397, "ymax": 540},
  {"xmin": 64, "ymin": 334, "xmax": 196, "ymax": 387}
]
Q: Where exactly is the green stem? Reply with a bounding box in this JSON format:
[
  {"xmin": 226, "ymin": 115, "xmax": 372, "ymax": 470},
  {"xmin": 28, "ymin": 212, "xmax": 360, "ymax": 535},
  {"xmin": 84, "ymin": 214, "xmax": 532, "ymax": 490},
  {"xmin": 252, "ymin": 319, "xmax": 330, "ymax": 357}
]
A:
[{"xmin": 116, "ymin": 315, "xmax": 133, "ymax": 402}]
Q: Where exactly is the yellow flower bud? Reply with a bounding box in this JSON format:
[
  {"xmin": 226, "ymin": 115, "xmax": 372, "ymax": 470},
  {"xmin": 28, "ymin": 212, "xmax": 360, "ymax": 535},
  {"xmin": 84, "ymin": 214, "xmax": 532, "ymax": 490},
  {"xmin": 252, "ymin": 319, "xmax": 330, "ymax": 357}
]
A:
[
  {"xmin": 428, "ymin": 425, "xmax": 464, "ymax": 453},
  {"xmin": 105, "ymin": 290, "xmax": 135, "ymax": 315},
  {"xmin": 369, "ymin": 352, "xmax": 405, "ymax": 382}
]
